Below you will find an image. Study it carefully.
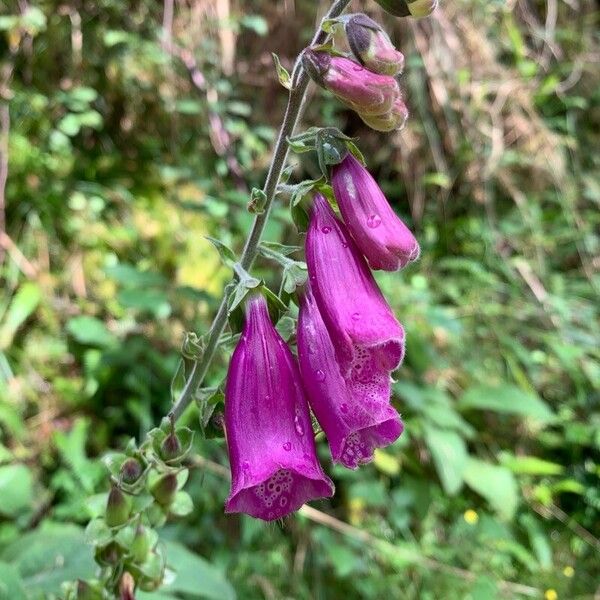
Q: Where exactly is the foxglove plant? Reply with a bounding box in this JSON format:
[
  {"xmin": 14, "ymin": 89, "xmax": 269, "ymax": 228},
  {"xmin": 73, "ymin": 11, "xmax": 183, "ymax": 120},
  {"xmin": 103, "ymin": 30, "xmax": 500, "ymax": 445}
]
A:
[
  {"xmin": 224, "ymin": 294, "xmax": 333, "ymax": 520},
  {"xmin": 298, "ymin": 285, "xmax": 403, "ymax": 468},
  {"xmin": 75, "ymin": 0, "xmax": 439, "ymax": 596},
  {"xmin": 332, "ymin": 153, "xmax": 419, "ymax": 270}
]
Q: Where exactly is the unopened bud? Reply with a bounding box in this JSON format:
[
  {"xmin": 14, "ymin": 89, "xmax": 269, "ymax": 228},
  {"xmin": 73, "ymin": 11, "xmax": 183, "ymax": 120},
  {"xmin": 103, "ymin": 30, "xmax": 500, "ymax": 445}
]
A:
[
  {"xmin": 76, "ymin": 581, "xmax": 102, "ymax": 600},
  {"xmin": 120, "ymin": 458, "xmax": 143, "ymax": 484},
  {"xmin": 106, "ymin": 486, "xmax": 131, "ymax": 527},
  {"xmin": 345, "ymin": 14, "xmax": 404, "ymax": 76},
  {"xmin": 151, "ymin": 473, "xmax": 178, "ymax": 506},
  {"xmin": 131, "ymin": 524, "xmax": 153, "ymax": 564},
  {"xmin": 359, "ymin": 96, "xmax": 409, "ymax": 132},
  {"xmin": 120, "ymin": 572, "xmax": 135, "ymax": 600},
  {"xmin": 374, "ymin": 0, "xmax": 439, "ymax": 18},
  {"xmin": 160, "ymin": 433, "xmax": 182, "ymax": 462},
  {"xmin": 302, "ymin": 49, "xmax": 400, "ymax": 116}
]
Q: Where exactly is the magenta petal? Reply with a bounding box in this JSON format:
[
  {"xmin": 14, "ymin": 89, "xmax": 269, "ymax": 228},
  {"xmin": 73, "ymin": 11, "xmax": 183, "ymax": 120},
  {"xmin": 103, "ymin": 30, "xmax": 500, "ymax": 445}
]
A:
[
  {"xmin": 332, "ymin": 154, "xmax": 420, "ymax": 271},
  {"xmin": 224, "ymin": 295, "xmax": 334, "ymax": 520},
  {"xmin": 306, "ymin": 193, "xmax": 405, "ymax": 376},
  {"xmin": 298, "ymin": 287, "xmax": 403, "ymax": 469}
]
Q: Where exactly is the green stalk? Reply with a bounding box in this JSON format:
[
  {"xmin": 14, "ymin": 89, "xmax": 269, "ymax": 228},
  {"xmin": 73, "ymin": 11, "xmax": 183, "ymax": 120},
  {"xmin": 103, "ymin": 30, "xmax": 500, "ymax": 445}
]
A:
[{"xmin": 168, "ymin": 0, "xmax": 352, "ymax": 422}]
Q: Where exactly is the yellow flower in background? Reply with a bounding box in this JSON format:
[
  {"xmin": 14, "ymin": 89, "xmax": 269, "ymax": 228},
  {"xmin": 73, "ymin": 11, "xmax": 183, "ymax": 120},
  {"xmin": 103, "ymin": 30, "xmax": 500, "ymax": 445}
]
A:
[
  {"xmin": 563, "ymin": 566, "xmax": 574, "ymax": 578},
  {"xmin": 545, "ymin": 589, "xmax": 558, "ymax": 600},
  {"xmin": 463, "ymin": 509, "xmax": 479, "ymax": 525}
]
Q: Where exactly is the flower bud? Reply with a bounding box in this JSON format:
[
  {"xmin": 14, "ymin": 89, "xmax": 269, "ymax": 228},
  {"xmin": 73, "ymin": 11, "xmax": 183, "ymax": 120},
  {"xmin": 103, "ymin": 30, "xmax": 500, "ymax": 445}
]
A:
[
  {"xmin": 120, "ymin": 458, "xmax": 143, "ymax": 484},
  {"xmin": 131, "ymin": 524, "xmax": 153, "ymax": 563},
  {"xmin": 345, "ymin": 14, "xmax": 404, "ymax": 76},
  {"xmin": 151, "ymin": 473, "xmax": 178, "ymax": 506},
  {"xmin": 105, "ymin": 485, "xmax": 131, "ymax": 527},
  {"xmin": 302, "ymin": 49, "xmax": 400, "ymax": 116},
  {"xmin": 332, "ymin": 153, "xmax": 419, "ymax": 270},
  {"xmin": 160, "ymin": 433, "xmax": 182, "ymax": 462},
  {"xmin": 359, "ymin": 96, "xmax": 408, "ymax": 132},
  {"xmin": 76, "ymin": 581, "xmax": 102, "ymax": 600},
  {"xmin": 374, "ymin": 0, "xmax": 439, "ymax": 18}
]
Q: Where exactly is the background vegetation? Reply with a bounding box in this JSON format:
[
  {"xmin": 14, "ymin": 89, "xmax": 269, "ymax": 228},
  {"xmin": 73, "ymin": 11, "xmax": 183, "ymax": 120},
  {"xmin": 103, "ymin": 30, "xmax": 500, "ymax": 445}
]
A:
[{"xmin": 0, "ymin": 0, "xmax": 598, "ymax": 598}]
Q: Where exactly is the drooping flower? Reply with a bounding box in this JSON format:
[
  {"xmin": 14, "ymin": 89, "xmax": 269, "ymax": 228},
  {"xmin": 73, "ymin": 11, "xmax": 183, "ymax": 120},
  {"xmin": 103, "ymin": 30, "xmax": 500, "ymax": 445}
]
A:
[
  {"xmin": 345, "ymin": 14, "xmax": 405, "ymax": 76},
  {"xmin": 358, "ymin": 95, "xmax": 409, "ymax": 132},
  {"xmin": 302, "ymin": 49, "xmax": 400, "ymax": 117},
  {"xmin": 332, "ymin": 153, "xmax": 419, "ymax": 271},
  {"xmin": 224, "ymin": 294, "xmax": 334, "ymax": 521},
  {"xmin": 374, "ymin": 0, "xmax": 439, "ymax": 18},
  {"xmin": 305, "ymin": 193, "xmax": 405, "ymax": 376},
  {"xmin": 298, "ymin": 286, "xmax": 403, "ymax": 469}
]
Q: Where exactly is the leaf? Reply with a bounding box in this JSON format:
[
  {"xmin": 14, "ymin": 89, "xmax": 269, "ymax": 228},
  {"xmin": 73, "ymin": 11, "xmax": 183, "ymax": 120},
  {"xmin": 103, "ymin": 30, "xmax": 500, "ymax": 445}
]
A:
[
  {"xmin": 66, "ymin": 315, "xmax": 117, "ymax": 348},
  {"xmin": 499, "ymin": 453, "xmax": 564, "ymax": 475},
  {"xmin": 0, "ymin": 523, "xmax": 95, "ymax": 594},
  {"xmin": 272, "ymin": 53, "xmax": 291, "ymax": 90},
  {"xmin": 170, "ymin": 491, "xmax": 194, "ymax": 516},
  {"xmin": 0, "ymin": 562, "xmax": 27, "ymax": 600},
  {"xmin": 423, "ymin": 426, "xmax": 468, "ymax": 495},
  {"xmin": 158, "ymin": 541, "xmax": 236, "ymax": 600},
  {"xmin": 0, "ymin": 464, "xmax": 34, "ymax": 517},
  {"xmin": 463, "ymin": 458, "xmax": 518, "ymax": 519},
  {"xmin": 0, "ymin": 282, "xmax": 41, "ymax": 350},
  {"xmin": 459, "ymin": 384, "xmax": 554, "ymax": 423},
  {"xmin": 205, "ymin": 237, "xmax": 237, "ymax": 267}
]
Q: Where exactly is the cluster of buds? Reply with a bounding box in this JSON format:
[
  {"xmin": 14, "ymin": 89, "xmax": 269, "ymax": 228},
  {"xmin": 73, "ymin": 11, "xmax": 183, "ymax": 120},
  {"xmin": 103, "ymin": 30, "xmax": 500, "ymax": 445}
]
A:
[
  {"xmin": 301, "ymin": 10, "xmax": 425, "ymax": 132},
  {"xmin": 224, "ymin": 149, "xmax": 419, "ymax": 520},
  {"xmin": 67, "ymin": 423, "xmax": 195, "ymax": 597}
]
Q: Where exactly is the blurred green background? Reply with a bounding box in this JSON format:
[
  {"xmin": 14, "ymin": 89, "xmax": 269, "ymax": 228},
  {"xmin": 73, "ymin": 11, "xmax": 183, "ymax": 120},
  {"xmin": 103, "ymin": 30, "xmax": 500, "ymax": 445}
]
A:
[{"xmin": 0, "ymin": 0, "xmax": 599, "ymax": 598}]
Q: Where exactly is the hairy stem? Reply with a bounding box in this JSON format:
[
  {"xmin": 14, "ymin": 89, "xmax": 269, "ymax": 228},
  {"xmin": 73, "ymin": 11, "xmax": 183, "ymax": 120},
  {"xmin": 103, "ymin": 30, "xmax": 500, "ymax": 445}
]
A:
[{"xmin": 168, "ymin": 0, "xmax": 351, "ymax": 422}]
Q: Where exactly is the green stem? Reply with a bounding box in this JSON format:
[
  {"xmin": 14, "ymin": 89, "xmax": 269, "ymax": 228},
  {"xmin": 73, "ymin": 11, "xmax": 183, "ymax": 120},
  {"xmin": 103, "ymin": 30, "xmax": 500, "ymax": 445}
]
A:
[{"xmin": 168, "ymin": 0, "xmax": 351, "ymax": 422}]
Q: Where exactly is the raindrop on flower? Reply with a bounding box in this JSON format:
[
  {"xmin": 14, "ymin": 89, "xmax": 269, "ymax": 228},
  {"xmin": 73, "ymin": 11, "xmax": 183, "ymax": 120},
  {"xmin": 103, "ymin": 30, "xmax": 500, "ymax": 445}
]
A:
[
  {"xmin": 283, "ymin": 441, "xmax": 292, "ymax": 451},
  {"xmin": 315, "ymin": 369, "xmax": 326, "ymax": 381},
  {"xmin": 351, "ymin": 312, "xmax": 361, "ymax": 321},
  {"xmin": 294, "ymin": 415, "xmax": 305, "ymax": 436},
  {"xmin": 367, "ymin": 214, "xmax": 382, "ymax": 229},
  {"xmin": 322, "ymin": 226, "xmax": 332, "ymax": 234},
  {"xmin": 340, "ymin": 403, "xmax": 349, "ymax": 413}
]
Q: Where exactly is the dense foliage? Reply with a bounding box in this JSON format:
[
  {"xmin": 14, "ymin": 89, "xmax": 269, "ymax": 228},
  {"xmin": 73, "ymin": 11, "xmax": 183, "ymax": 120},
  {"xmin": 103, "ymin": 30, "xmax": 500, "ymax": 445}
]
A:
[{"xmin": 0, "ymin": 0, "xmax": 598, "ymax": 598}]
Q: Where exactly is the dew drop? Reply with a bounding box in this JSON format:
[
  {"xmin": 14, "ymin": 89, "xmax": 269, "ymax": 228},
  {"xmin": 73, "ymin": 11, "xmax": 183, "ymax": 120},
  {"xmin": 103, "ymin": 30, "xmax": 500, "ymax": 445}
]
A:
[
  {"xmin": 294, "ymin": 415, "xmax": 305, "ymax": 436},
  {"xmin": 315, "ymin": 369, "xmax": 326, "ymax": 382},
  {"xmin": 321, "ymin": 226, "xmax": 332, "ymax": 234},
  {"xmin": 242, "ymin": 461, "xmax": 251, "ymax": 473},
  {"xmin": 351, "ymin": 312, "xmax": 361, "ymax": 321},
  {"xmin": 340, "ymin": 403, "xmax": 349, "ymax": 414},
  {"xmin": 367, "ymin": 214, "xmax": 382, "ymax": 229},
  {"xmin": 283, "ymin": 441, "xmax": 292, "ymax": 451}
]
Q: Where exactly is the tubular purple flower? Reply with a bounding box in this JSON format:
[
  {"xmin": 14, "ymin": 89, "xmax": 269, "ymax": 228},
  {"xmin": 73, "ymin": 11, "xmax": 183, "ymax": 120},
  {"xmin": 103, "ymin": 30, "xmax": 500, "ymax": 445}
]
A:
[
  {"xmin": 345, "ymin": 14, "xmax": 405, "ymax": 76},
  {"xmin": 302, "ymin": 49, "xmax": 400, "ymax": 116},
  {"xmin": 305, "ymin": 193, "xmax": 405, "ymax": 376},
  {"xmin": 332, "ymin": 153, "xmax": 419, "ymax": 271},
  {"xmin": 359, "ymin": 95, "xmax": 409, "ymax": 132},
  {"xmin": 224, "ymin": 294, "xmax": 333, "ymax": 521},
  {"xmin": 298, "ymin": 286, "xmax": 404, "ymax": 469}
]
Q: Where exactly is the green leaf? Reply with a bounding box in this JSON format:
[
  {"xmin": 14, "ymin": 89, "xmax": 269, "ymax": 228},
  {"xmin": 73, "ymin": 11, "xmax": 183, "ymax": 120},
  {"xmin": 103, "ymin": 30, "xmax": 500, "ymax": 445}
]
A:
[
  {"xmin": 423, "ymin": 426, "xmax": 467, "ymax": 495},
  {"xmin": 0, "ymin": 523, "xmax": 95, "ymax": 594},
  {"xmin": 0, "ymin": 464, "xmax": 34, "ymax": 517},
  {"xmin": 463, "ymin": 458, "xmax": 518, "ymax": 519},
  {"xmin": 500, "ymin": 453, "xmax": 564, "ymax": 475},
  {"xmin": 459, "ymin": 384, "xmax": 554, "ymax": 422},
  {"xmin": 206, "ymin": 237, "xmax": 237, "ymax": 267},
  {"xmin": 0, "ymin": 282, "xmax": 41, "ymax": 350},
  {"xmin": 158, "ymin": 541, "xmax": 236, "ymax": 600},
  {"xmin": 66, "ymin": 315, "xmax": 117, "ymax": 348},
  {"xmin": 0, "ymin": 562, "xmax": 27, "ymax": 600},
  {"xmin": 272, "ymin": 53, "xmax": 291, "ymax": 90},
  {"xmin": 170, "ymin": 491, "xmax": 194, "ymax": 516}
]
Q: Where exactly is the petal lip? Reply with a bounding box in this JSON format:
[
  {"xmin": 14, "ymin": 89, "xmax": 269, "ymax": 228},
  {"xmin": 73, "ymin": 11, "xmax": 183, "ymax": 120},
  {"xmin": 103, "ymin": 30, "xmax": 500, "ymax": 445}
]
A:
[
  {"xmin": 225, "ymin": 467, "xmax": 334, "ymax": 521},
  {"xmin": 332, "ymin": 153, "xmax": 419, "ymax": 272},
  {"xmin": 306, "ymin": 193, "xmax": 405, "ymax": 374},
  {"xmin": 224, "ymin": 294, "xmax": 333, "ymax": 521}
]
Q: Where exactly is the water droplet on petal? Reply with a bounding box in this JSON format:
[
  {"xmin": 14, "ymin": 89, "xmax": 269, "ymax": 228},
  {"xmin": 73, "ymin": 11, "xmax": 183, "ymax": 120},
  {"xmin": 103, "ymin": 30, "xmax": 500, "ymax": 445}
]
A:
[
  {"xmin": 321, "ymin": 226, "xmax": 332, "ymax": 234},
  {"xmin": 283, "ymin": 441, "xmax": 292, "ymax": 451},
  {"xmin": 294, "ymin": 415, "xmax": 305, "ymax": 436},
  {"xmin": 340, "ymin": 403, "xmax": 349, "ymax": 414},
  {"xmin": 351, "ymin": 312, "xmax": 361, "ymax": 321},
  {"xmin": 367, "ymin": 214, "xmax": 382, "ymax": 229},
  {"xmin": 315, "ymin": 369, "xmax": 325, "ymax": 382},
  {"xmin": 242, "ymin": 461, "xmax": 251, "ymax": 473}
]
